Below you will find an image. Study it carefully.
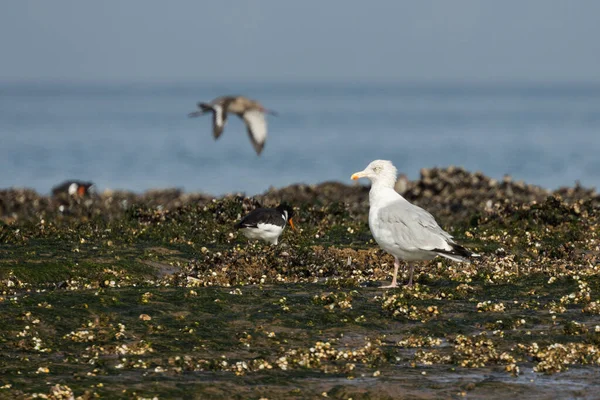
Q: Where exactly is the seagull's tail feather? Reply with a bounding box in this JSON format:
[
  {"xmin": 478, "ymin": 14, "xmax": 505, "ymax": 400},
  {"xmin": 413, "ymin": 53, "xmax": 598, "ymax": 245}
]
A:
[
  {"xmin": 434, "ymin": 243, "xmax": 479, "ymax": 263},
  {"xmin": 436, "ymin": 252, "xmax": 471, "ymax": 263}
]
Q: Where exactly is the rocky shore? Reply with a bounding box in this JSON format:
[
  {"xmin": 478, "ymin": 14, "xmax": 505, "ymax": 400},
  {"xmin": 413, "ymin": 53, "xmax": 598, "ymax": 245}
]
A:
[
  {"xmin": 1, "ymin": 167, "xmax": 599, "ymax": 399},
  {"xmin": 1, "ymin": 166, "xmax": 597, "ymax": 224}
]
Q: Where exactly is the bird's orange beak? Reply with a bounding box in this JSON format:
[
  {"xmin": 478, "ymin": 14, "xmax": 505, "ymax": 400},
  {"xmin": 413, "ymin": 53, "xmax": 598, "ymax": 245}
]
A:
[
  {"xmin": 351, "ymin": 171, "xmax": 365, "ymax": 180},
  {"xmin": 77, "ymin": 186, "xmax": 86, "ymax": 196},
  {"xmin": 289, "ymin": 218, "xmax": 296, "ymax": 231}
]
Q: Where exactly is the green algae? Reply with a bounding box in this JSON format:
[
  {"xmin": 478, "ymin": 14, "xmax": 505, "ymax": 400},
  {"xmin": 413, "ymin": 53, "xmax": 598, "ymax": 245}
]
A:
[
  {"xmin": 1, "ymin": 282, "xmax": 599, "ymax": 398},
  {"xmin": 1, "ymin": 193, "xmax": 600, "ymax": 398}
]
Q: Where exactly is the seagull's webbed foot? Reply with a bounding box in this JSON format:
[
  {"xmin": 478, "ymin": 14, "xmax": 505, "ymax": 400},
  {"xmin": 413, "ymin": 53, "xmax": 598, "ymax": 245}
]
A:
[{"xmin": 380, "ymin": 282, "xmax": 399, "ymax": 289}]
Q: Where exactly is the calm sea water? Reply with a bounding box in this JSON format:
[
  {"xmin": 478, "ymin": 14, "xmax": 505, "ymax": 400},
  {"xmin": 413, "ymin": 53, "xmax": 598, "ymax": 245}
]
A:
[{"xmin": 1, "ymin": 82, "xmax": 599, "ymax": 195}]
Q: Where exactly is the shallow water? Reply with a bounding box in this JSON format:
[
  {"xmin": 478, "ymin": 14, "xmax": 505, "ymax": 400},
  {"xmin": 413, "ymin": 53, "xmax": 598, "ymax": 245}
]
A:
[{"xmin": 1, "ymin": 82, "xmax": 600, "ymax": 195}]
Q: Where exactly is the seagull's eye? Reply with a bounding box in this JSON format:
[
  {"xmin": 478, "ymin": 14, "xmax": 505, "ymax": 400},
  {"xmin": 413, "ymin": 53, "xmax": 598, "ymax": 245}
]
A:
[{"xmin": 373, "ymin": 166, "xmax": 381, "ymax": 173}]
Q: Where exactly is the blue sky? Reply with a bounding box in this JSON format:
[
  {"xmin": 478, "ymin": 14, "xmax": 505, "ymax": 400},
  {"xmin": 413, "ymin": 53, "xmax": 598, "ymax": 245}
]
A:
[{"xmin": 2, "ymin": 0, "xmax": 600, "ymax": 83}]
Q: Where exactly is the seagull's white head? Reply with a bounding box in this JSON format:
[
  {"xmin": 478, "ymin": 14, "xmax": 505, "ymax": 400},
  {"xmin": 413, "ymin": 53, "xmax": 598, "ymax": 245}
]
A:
[{"xmin": 351, "ymin": 160, "xmax": 398, "ymax": 188}]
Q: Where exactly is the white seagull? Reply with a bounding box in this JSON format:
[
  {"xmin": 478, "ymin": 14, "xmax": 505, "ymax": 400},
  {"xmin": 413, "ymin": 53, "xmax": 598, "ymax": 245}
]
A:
[
  {"xmin": 234, "ymin": 204, "xmax": 296, "ymax": 245},
  {"xmin": 351, "ymin": 160, "xmax": 478, "ymax": 288},
  {"xmin": 188, "ymin": 95, "xmax": 277, "ymax": 155}
]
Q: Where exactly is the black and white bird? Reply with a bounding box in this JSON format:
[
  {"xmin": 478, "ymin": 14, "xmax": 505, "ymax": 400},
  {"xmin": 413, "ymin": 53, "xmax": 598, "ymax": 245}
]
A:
[
  {"xmin": 51, "ymin": 180, "xmax": 95, "ymax": 198},
  {"xmin": 351, "ymin": 160, "xmax": 478, "ymax": 288},
  {"xmin": 234, "ymin": 204, "xmax": 296, "ymax": 245},
  {"xmin": 188, "ymin": 95, "xmax": 277, "ymax": 155}
]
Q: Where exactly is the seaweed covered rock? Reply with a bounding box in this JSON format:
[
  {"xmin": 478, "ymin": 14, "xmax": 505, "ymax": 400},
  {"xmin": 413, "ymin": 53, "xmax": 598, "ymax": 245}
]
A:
[
  {"xmin": 2, "ymin": 168, "xmax": 600, "ymax": 399},
  {"xmin": 1, "ymin": 167, "xmax": 598, "ymax": 228}
]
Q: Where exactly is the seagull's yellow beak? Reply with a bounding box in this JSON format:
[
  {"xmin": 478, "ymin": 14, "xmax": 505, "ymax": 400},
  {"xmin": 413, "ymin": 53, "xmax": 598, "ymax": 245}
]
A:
[
  {"xmin": 289, "ymin": 218, "xmax": 296, "ymax": 231},
  {"xmin": 351, "ymin": 171, "xmax": 365, "ymax": 180}
]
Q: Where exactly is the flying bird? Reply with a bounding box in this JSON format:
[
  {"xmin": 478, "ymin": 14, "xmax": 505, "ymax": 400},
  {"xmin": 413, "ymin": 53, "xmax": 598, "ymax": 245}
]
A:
[
  {"xmin": 234, "ymin": 204, "xmax": 296, "ymax": 245},
  {"xmin": 188, "ymin": 95, "xmax": 277, "ymax": 155},
  {"xmin": 351, "ymin": 160, "xmax": 478, "ymax": 288}
]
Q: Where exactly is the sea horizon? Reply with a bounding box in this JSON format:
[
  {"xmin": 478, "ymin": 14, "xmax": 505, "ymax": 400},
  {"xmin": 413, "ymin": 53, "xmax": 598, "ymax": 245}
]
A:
[{"xmin": 2, "ymin": 80, "xmax": 599, "ymax": 195}]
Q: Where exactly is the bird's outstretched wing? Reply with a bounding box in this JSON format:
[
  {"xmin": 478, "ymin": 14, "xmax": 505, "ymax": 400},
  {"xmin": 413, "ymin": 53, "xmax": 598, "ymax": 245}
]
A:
[
  {"xmin": 242, "ymin": 110, "xmax": 267, "ymax": 155},
  {"xmin": 212, "ymin": 104, "xmax": 228, "ymax": 139}
]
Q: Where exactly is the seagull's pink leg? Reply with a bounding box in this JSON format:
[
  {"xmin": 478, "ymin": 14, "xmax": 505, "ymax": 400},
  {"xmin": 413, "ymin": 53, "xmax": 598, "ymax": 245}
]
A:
[{"xmin": 381, "ymin": 257, "xmax": 401, "ymax": 288}]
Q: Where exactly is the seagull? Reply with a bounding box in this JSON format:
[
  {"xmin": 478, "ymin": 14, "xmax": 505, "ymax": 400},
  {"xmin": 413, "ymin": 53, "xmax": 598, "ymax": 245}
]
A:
[
  {"xmin": 351, "ymin": 160, "xmax": 478, "ymax": 288},
  {"xmin": 188, "ymin": 95, "xmax": 277, "ymax": 155},
  {"xmin": 234, "ymin": 204, "xmax": 296, "ymax": 245}
]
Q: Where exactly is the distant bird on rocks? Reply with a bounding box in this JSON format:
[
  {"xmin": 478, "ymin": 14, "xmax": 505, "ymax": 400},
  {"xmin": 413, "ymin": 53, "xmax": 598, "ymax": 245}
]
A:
[
  {"xmin": 188, "ymin": 95, "xmax": 277, "ymax": 155},
  {"xmin": 234, "ymin": 204, "xmax": 296, "ymax": 245},
  {"xmin": 351, "ymin": 160, "xmax": 478, "ymax": 288},
  {"xmin": 51, "ymin": 180, "xmax": 95, "ymax": 198}
]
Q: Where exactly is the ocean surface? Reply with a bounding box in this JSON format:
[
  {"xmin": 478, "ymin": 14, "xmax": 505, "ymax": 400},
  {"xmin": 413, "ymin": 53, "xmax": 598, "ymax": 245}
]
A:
[{"xmin": 1, "ymin": 82, "xmax": 599, "ymax": 196}]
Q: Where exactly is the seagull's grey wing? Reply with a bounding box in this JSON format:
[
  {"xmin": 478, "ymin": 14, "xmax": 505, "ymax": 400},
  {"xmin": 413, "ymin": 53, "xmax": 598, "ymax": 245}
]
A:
[
  {"xmin": 212, "ymin": 104, "xmax": 228, "ymax": 139},
  {"xmin": 377, "ymin": 200, "xmax": 453, "ymax": 252},
  {"xmin": 242, "ymin": 110, "xmax": 267, "ymax": 155}
]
